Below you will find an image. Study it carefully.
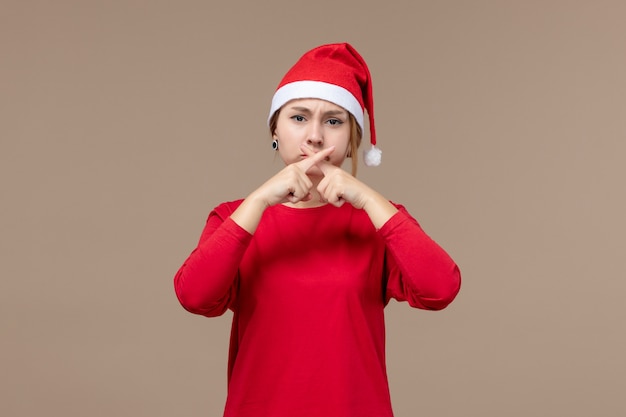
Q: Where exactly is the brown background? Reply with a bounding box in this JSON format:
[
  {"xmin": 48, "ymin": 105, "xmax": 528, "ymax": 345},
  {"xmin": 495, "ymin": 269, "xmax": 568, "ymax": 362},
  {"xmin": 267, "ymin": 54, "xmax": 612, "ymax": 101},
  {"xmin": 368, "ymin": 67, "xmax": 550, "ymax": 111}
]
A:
[{"xmin": 1, "ymin": 1, "xmax": 625, "ymax": 416}]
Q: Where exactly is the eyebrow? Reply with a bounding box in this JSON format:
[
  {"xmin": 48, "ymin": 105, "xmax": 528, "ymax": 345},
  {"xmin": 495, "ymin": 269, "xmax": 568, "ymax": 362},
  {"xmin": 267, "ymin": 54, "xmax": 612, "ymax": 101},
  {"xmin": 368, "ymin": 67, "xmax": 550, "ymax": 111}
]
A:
[{"xmin": 288, "ymin": 106, "xmax": 347, "ymax": 117}]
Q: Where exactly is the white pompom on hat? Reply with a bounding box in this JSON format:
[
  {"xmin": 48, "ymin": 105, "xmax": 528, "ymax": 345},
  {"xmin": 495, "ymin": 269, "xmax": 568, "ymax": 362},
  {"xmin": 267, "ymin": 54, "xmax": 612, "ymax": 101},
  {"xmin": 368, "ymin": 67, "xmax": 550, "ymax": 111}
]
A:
[{"xmin": 268, "ymin": 42, "xmax": 382, "ymax": 166}]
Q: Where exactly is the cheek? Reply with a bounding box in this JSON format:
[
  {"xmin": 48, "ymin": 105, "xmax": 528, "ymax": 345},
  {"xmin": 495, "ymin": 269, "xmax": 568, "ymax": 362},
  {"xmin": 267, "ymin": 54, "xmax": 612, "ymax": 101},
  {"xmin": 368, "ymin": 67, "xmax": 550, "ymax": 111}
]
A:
[
  {"xmin": 275, "ymin": 123, "xmax": 303, "ymax": 142},
  {"xmin": 337, "ymin": 131, "xmax": 352, "ymax": 153},
  {"xmin": 329, "ymin": 134, "xmax": 351, "ymax": 162}
]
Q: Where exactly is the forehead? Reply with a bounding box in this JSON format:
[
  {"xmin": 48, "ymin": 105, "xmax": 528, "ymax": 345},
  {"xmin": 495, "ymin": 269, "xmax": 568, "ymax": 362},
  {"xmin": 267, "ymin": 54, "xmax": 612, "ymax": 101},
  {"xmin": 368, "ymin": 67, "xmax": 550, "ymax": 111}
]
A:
[{"xmin": 283, "ymin": 98, "xmax": 348, "ymax": 113}]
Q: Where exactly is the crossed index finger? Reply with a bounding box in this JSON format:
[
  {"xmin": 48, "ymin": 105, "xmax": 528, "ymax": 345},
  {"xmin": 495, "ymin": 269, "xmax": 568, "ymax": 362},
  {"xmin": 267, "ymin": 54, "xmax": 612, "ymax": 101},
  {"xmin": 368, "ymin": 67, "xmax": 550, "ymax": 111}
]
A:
[{"xmin": 299, "ymin": 145, "xmax": 335, "ymax": 174}]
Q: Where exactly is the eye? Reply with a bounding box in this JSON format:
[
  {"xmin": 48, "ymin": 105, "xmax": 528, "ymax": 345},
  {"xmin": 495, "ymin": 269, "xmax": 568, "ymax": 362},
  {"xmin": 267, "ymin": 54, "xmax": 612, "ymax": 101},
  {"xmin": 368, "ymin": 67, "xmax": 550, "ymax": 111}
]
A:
[
  {"xmin": 326, "ymin": 118, "xmax": 344, "ymax": 126},
  {"xmin": 291, "ymin": 115, "xmax": 306, "ymax": 122}
]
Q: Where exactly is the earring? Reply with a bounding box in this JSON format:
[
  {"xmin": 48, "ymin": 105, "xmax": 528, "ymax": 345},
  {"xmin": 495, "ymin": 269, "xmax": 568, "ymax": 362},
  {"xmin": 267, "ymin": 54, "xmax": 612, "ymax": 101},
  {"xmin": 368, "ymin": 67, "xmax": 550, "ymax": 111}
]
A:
[{"xmin": 272, "ymin": 139, "xmax": 279, "ymax": 151}]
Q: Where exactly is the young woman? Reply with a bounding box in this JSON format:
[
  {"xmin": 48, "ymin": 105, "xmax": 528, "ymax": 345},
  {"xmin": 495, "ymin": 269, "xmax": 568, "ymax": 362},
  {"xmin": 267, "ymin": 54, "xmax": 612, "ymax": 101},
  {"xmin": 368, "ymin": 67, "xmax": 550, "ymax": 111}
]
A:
[{"xmin": 174, "ymin": 43, "xmax": 461, "ymax": 417}]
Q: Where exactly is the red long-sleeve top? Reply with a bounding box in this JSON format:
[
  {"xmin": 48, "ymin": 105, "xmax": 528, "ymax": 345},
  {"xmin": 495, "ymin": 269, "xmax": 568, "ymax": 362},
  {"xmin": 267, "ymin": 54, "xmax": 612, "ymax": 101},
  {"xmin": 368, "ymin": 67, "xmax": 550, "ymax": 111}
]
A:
[{"xmin": 174, "ymin": 200, "xmax": 460, "ymax": 417}]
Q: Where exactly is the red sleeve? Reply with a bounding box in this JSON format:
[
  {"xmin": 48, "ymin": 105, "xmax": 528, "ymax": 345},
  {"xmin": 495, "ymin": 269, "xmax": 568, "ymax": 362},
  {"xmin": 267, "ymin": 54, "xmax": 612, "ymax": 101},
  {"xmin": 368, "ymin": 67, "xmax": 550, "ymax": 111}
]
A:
[
  {"xmin": 173, "ymin": 200, "xmax": 251, "ymax": 317},
  {"xmin": 380, "ymin": 205, "xmax": 461, "ymax": 310}
]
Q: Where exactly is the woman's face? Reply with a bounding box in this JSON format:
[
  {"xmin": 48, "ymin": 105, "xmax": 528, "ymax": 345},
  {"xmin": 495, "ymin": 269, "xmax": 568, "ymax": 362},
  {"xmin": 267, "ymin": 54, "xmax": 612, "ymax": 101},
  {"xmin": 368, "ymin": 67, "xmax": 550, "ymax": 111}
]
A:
[{"xmin": 273, "ymin": 98, "xmax": 351, "ymax": 176}]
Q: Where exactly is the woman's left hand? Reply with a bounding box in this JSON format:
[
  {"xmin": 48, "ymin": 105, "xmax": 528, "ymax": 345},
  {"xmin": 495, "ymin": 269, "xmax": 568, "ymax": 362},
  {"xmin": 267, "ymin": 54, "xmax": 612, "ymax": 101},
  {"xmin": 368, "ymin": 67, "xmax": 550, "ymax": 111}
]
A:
[{"xmin": 300, "ymin": 144, "xmax": 398, "ymax": 228}]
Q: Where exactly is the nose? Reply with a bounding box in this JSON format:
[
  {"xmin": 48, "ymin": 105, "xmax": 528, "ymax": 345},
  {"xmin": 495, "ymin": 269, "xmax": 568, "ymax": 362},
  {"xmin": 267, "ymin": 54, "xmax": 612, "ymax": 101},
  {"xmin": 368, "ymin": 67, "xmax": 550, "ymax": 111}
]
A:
[{"xmin": 306, "ymin": 124, "xmax": 323, "ymax": 147}]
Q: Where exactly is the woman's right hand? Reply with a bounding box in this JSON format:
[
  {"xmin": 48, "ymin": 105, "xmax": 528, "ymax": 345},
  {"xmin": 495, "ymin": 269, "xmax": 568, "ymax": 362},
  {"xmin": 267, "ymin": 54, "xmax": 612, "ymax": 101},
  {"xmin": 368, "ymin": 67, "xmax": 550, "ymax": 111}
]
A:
[{"xmin": 230, "ymin": 146, "xmax": 335, "ymax": 233}]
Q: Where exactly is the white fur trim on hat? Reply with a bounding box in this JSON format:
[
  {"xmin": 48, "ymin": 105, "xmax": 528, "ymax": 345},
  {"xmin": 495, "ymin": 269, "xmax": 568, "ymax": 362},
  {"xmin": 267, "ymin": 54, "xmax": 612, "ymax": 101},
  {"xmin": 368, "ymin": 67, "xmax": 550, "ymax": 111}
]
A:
[{"xmin": 268, "ymin": 80, "xmax": 364, "ymax": 130}]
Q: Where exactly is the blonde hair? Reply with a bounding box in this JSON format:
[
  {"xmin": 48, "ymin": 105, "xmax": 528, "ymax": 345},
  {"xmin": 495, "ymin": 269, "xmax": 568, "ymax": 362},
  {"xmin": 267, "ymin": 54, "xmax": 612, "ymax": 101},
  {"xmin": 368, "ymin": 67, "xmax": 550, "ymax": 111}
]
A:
[{"xmin": 269, "ymin": 110, "xmax": 363, "ymax": 176}]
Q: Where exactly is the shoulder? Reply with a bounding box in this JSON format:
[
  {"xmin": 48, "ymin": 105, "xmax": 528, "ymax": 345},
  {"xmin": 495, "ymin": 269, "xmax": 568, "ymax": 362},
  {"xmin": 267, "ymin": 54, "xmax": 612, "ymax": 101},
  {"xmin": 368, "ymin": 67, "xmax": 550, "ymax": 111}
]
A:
[
  {"xmin": 383, "ymin": 201, "xmax": 423, "ymax": 229},
  {"xmin": 208, "ymin": 199, "xmax": 244, "ymax": 221},
  {"xmin": 389, "ymin": 200, "xmax": 410, "ymax": 215}
]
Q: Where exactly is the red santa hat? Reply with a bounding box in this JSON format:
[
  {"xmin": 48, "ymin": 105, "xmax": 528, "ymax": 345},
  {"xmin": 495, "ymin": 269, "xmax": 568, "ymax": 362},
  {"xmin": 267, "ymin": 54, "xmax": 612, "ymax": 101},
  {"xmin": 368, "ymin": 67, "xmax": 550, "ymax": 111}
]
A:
[{"xmin": 268, "ymin": 42, "xmax": 382, "ymax": 166}]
